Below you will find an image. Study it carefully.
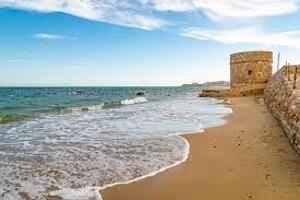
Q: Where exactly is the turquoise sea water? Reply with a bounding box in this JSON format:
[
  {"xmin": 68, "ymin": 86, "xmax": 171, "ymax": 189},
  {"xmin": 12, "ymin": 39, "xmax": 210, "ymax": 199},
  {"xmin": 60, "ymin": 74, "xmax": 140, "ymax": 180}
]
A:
[
  {"xmin": 0, "ymin": 87, "xmax": 198, "ymax": 124},
  {"xmin": 0, "ymin": 87, "xmax": 232, "ymax": 199}
]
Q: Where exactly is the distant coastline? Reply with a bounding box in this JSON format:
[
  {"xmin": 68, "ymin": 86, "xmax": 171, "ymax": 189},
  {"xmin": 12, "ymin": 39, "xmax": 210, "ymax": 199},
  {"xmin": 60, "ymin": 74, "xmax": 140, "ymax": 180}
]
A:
[{"xmin": 182, "ymin": 81, "xmax": 229, "ymax": 87}]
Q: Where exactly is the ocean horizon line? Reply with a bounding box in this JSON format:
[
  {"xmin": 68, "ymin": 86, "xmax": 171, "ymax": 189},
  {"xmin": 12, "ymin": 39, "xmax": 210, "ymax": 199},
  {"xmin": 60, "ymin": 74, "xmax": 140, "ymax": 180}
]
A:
[{"xmin": 0, "ymin": 85, "xmax": 184, "ymax": 88}]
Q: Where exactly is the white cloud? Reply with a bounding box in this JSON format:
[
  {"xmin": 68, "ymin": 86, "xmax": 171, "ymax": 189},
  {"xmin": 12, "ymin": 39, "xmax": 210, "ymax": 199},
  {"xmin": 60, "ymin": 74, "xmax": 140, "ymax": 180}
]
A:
[
  {"xmin": 182, "ymin": 26, "xmax": 300, "ymax": 49},
  {"xmin": 33, "ymin": 33, "xmax": 78, "ymax": 40},
  {"xmin": 33, "ymin": 33, "xmax": 67, "ymax": 40},
  {"xmin": 0, "ymin": 0, "xmax": 166, "ymax": 30},
  {"xmin": 142, "ymin": 0, "xmax": 299, "ymax": 19},
  {"xmin": 0, "ymin": 0, "xmax": 298, "ymax": 30},
  {"xmin": 141, "ymin": 0, "xmax": 194, "ymax": 12},
  {"xmin": 0, "ymin": 0, "xmax": 298, "ymax": 32}
]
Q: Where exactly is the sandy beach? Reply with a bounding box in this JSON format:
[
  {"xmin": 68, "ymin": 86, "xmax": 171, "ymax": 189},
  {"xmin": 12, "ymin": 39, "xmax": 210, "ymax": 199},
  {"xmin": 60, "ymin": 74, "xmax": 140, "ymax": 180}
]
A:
[{"xmin": 102, "ymin": 96, "xmax": 300, "ymax": 200}]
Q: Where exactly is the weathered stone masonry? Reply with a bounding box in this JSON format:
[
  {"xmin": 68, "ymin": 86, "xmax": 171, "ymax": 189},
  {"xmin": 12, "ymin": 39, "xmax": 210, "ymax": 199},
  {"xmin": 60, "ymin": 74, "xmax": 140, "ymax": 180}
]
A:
[
  {"xmin": 264, "ymin": 66, "xmax": 300, "ymax": 154},
  {"xmin": 230, "ymin": 51, "xmax": 272, "ymax": 88}
]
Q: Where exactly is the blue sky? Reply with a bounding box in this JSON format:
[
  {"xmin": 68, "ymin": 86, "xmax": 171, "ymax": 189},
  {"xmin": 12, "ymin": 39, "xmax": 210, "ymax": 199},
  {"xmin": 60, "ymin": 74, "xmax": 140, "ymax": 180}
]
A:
[{"xmin": 1, "ymin": 0, "xmax": 300, "ymax": 86}]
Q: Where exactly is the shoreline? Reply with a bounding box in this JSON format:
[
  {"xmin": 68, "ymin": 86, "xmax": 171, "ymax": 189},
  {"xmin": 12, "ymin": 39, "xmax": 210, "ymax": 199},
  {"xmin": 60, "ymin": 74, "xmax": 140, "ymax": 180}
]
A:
[
  {"xmin": 92, "ymin": 98, "xmax": 231, "ymax": 199},
  {"xmin": 101, "ymin": 96, "xmax": 300, "ymax": 200}
]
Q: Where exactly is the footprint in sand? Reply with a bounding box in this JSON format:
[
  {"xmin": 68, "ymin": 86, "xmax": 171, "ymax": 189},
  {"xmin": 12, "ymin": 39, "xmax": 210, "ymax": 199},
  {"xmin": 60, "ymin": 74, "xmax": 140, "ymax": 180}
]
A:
[
  {"xmin": 265, "ymin": 173, "xmax": 271, "ymax": 180},
  {"xmin": 236, "ymin": 134, "xmax": 244, "ymax": 146}
]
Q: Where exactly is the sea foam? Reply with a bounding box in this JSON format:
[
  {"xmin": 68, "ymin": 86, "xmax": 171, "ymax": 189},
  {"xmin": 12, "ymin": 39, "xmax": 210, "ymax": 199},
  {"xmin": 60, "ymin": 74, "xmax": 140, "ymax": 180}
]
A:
[
  {"xmin": 0, "ymin": 95, "xmax": 231, "ymax": 199},
  {"xmin": 121, "ymin": 96, "xmax": 147, "ymax": 105}
]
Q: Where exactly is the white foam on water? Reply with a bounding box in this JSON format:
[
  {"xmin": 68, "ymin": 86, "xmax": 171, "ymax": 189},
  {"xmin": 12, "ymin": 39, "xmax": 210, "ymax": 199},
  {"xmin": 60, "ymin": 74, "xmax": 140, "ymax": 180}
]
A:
[
  {"xmin": 69, "ymin": 103, "xmax": 105, "ymax": 112},
  {"xmin": 102, "ymin": 137, "xmax": 190, "ymax": 191},
  {"xmin": 0, "ymin": 95, "xmax": 232, "ymax": 200},
  {"xmin": 50, "ymin": 136, "xmax": 190, "ymax": 200},
  {"xmin": 61, "ymin": 97, "xmax": 147, "ymax": 114},
  {"xmin": 121, "ymin": 96, "xmax": 147, "ymax": 105},
  {"xmin": 50, "ymin": 187, "xmax": 103, "ymax": 200}
]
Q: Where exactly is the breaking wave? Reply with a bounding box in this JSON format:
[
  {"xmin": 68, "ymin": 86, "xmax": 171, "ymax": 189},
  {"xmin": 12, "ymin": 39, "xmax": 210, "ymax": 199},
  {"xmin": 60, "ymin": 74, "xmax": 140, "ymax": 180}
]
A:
[
  {"xmin": 121, "ymin": 96, "xmax": 147, "ymax": 105},
  {"xmin": 0, "ymin": 97, "xmax": 148, "ymax": 124},
  {"xmin": 0, "ymin": 94, "xmax": 232, "ymax": 200}
]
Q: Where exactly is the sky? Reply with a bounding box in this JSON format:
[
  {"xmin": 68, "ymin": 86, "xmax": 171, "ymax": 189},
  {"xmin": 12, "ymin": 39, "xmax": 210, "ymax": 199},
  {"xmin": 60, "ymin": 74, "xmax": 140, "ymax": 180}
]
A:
[{"xmin": 1, "ymin": 0, "xmax": 300, "ymax": 86}]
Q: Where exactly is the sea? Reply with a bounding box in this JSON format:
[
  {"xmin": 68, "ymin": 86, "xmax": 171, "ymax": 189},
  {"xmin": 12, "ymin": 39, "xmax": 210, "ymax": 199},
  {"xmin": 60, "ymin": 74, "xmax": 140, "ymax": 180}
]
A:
[{"xmin": 0, "ymin": 86, "xmax": 232, "ymax": 200}]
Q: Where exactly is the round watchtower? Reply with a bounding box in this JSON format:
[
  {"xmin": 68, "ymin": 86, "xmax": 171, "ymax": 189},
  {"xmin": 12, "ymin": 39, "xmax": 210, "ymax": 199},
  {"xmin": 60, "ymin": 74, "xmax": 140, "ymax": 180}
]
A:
[{"xmin": 230, "ymin": 51, "xmax": 273, "ymax": 88}]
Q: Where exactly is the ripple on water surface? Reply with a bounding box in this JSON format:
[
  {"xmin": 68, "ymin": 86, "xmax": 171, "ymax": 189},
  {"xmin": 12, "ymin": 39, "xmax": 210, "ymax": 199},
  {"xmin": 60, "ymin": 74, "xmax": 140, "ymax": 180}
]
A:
[{"xmin": 0, "ymin": 96, "xmax": 232, "ymax": 199}]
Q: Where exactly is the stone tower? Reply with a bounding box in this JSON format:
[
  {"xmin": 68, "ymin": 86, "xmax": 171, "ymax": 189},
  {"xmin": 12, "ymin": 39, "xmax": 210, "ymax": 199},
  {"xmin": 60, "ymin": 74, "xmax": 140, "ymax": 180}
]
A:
[
  {"xmin": 230, "ymin": 51, "xmax": 273, "ymax": 88},
  {"xmin": 200, "ymin": 50, "xmax": 273, "ymax": 97}
]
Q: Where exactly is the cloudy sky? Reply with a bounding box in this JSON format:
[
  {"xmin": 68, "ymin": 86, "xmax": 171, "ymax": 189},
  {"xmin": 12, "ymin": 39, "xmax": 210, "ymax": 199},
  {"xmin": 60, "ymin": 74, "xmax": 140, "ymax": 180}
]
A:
[{"xmin": 1, "ymin": 0, "xmax": 300, "ymax": 86}]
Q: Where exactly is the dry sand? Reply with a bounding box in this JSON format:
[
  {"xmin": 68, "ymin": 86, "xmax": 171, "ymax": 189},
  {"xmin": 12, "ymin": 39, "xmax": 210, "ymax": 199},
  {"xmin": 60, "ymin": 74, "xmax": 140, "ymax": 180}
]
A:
[{"xmin": 101, "ymin": 96, "xmax": 300, "ymax": 200}]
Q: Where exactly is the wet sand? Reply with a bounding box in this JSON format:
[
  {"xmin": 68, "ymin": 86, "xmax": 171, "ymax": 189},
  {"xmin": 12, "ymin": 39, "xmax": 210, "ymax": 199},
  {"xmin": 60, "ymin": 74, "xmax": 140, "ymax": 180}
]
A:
[{"xmin": 102, "ymin": 96, "xmax": 300, "ymax": 200}]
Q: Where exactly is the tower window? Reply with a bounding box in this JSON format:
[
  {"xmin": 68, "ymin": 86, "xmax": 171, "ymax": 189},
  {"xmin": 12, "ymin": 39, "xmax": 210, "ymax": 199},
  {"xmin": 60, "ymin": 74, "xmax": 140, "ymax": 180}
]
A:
[{"xmin": 248, "ymin": 70, "xmax": 252, "ymax": 75}]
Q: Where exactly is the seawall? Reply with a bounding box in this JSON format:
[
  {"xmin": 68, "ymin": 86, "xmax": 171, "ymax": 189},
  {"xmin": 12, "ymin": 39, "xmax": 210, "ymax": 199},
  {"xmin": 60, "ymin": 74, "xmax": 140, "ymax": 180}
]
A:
[{"xmin": 264, "ymin": 66, "xmax": 300, "ymax": 154}]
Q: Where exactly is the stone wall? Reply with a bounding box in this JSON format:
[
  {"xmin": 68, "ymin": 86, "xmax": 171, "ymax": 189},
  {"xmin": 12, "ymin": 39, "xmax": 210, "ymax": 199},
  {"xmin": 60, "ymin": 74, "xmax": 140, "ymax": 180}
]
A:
[{"xmin": 264, "ymin": 66, "xmax": 300, "ymax": 154}]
